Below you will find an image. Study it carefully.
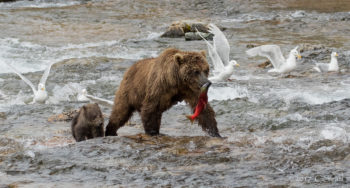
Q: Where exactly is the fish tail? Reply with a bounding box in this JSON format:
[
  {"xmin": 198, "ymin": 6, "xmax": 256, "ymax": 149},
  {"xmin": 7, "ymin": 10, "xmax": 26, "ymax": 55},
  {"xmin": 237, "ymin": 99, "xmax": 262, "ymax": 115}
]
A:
[{"xmin": 186, "ymin": 115, "xmax": 195, "ymax": 124}]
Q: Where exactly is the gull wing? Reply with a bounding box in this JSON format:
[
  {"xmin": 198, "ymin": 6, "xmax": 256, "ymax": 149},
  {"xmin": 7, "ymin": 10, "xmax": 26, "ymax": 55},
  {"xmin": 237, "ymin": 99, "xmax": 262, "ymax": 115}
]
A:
[
  {"xmin": 208, "ymin": 23, "xmax": 230, "ymax": 65},
  {"xmin": 3, "ymin": 61, "xmax": 37, "ymax": 93},
  {"xmin": 85, "ymin": 94, "xmax": 114, "ymax": 107},
  {"xmin": 196, "ymin": 29, "xmax": 225, "ymax": 73},
  {"xmin": 314, "ymin": 63, "xmax": 329, "ymax": 72},
  {"xmin": 246, "ymin": 45, "xmax": 286, "ymax": 69},
  {"xmin": 40, "ymin": 61, "xmax": 56, "ymax": 85}
]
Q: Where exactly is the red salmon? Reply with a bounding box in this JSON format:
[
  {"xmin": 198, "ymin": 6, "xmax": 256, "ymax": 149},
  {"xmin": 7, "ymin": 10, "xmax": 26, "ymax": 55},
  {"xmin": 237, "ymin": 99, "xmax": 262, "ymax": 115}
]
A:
[{"xmin": 186, "ymin": 82, "xmax": 211, "ymax": 124}]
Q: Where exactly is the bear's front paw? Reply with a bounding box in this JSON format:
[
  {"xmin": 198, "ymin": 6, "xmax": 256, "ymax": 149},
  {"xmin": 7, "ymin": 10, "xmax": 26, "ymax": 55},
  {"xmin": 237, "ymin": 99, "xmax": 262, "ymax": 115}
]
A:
[
  {"xmin": 208, "ymin": 131, "xmax": 221, "ymax": 138},
  {"xmin": 105, "ymin": 130, "xmax": 118, "ymax": 136},
  {"xmin": 145, "ymin": 130, "xmax": 160, "ymax": 136}
]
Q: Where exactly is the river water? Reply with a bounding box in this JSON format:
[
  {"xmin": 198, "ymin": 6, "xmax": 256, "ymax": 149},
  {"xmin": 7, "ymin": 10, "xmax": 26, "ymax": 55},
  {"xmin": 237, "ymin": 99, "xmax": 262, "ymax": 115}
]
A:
[{"xmin": 0, "ymin": 0, "xmax": 350, "ymax": 187}]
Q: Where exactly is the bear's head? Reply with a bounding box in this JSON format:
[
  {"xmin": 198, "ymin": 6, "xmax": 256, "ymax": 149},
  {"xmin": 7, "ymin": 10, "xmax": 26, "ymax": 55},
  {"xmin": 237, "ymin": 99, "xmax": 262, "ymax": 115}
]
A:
[
  {"xmin": 82, "ymin": 103, "xmax": 104, "ymax": 126},
  {"xmin": 174, "ymin": 50, "xmax": 211, "ymax": 95}
]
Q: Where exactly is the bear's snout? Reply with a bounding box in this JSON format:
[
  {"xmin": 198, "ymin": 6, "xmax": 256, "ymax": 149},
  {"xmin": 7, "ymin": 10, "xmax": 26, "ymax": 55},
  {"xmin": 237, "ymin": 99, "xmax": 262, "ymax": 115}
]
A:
[{"xmin": 198, "ymin": 72, "xmax": 210, "ymax": 88}]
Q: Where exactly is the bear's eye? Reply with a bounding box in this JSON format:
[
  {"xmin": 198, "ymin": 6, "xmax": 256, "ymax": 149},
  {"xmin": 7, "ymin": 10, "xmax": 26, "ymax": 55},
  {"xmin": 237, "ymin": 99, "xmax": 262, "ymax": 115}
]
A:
[
  {"xmin": 204, "ymin": 70, "xmax": 209, "ymax": 75},
  {"xmin": 194, "ymin": 70, "xmax": 200, "ymax": 75}
]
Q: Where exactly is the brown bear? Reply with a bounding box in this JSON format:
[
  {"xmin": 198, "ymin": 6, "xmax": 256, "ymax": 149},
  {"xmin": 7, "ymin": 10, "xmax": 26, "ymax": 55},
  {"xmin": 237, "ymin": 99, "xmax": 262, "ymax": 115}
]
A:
[
  {"xmin": 105, "ymin": 48, "xmax": 221, "ymax": 137},
  {"xmin": 71, "ymin": 103, "xmax": 104, "ymax": 142}
]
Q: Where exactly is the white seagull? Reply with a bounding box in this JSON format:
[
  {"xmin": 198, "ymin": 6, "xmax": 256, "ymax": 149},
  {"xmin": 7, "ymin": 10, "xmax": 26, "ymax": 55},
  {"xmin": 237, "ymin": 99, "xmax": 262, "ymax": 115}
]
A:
[
  {"xmin": 313, "ymin": 52, "xmax": 339, "ymax": 73},
  {"xmin": 79, "ymin": 89, "xmax": 113, "ymax": 107},
  {"xmin": 246, "ymin": 45, "xmax": 301, "ymax": 73},
  {"xmin": 3, "ymin": 61, "xmax": 56, "ymax": 103},
  {"xmin": 197, "ymin": 23, "xmax": 239, "ymax": 82}
]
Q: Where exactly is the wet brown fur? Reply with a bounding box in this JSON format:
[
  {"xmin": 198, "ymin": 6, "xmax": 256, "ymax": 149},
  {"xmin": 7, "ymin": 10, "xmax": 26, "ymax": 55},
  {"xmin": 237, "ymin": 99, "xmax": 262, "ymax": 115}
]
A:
[
  {"xmin": 105, "ymin": 48, "xmax": 221, "ymax": 137},
  {"xmin": 71, "ymin": 103, "xmax": 104, "ymax": 142}
]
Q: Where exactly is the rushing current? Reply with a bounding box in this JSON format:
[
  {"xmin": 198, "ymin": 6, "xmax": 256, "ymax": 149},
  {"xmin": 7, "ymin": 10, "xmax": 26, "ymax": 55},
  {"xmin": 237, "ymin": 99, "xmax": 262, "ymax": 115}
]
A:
[{"xmin": 0, "ymin": 0, "xmax": 350, "ymax": 187}]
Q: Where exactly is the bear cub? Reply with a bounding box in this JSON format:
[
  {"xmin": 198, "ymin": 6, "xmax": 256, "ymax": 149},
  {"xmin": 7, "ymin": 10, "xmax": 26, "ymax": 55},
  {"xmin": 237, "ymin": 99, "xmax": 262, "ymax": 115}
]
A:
[{"xmin": 71, "ymin": 103, "xmax": 104, "ymax": 142}]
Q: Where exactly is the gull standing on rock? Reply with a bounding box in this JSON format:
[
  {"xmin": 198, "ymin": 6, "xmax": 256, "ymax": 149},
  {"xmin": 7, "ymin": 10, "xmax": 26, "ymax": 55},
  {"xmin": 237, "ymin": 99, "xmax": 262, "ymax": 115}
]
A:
[
  {"xmin": 197, "ymin": 23, "xmax": 239, "ymax": 82},
  {"xmin": 313, "ymin": 52, "xmax": 339, "ymax": 73},
  {"xmin": 246, "ymin": 45, "xmax": 301, "ymax": 73},
  {"xmin": 2, "ymin": 61, "xmax": 56, "ymax": 103}
]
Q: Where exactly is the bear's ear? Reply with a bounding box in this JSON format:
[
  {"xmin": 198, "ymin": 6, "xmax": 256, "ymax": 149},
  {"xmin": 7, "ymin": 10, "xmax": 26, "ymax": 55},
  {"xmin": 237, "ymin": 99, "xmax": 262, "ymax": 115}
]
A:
[
  {"xmin": 174, "ymin": 53, "xmax": 184, "ymax": 65},
  {"xmin": 200, "ymin": 50, "xmax": 206, "ymax": 58}
]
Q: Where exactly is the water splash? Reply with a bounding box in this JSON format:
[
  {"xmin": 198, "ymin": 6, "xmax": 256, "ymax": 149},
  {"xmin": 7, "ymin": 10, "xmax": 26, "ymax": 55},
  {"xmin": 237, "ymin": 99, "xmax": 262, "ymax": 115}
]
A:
[
  {"xmin": 0, "ymin": 0, "xmax": 82, "ymax": 9},
  {"xmin": 0, "ymin": 37, "xmax": 158, "ymax": 74},
  {"xmin": 208, "ymin": 85, "xmax": 249, "ymax": 101},
  {"xmin": 48, "ymin": 82, "xmax": 86, "ymax": 104},
  {"xmin": 320, "ymin": 125, "xmax": 349, "ymax": 143}
]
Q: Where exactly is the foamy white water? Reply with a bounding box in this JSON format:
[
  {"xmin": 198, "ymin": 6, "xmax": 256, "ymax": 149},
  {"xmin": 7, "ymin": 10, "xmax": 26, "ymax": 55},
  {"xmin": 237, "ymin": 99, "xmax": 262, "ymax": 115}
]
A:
[
  {"xmin": 208, "ymin": 85, "xmax": 249, "ymax": 101},
  {"xmin": 269, "ymin": 81, "xmax": 350, "ymax": 105},
  {"xmin": 0, "ymin": 37, "xmax": 158, "ymax": 74},
  {"xmin": 0, "ymin": 90, "xmax": 29, "ymax": 110},
  {"xmin": 227, "ymin": 122, "xmax": 350, "ymax": 152},
  {"xmin": 321, "ymin": 124, "xmax": 349, "ymax": 143},
  {"xmin": 128, "ymin": 32, "xmax": 163, "ymax": 42},
  {"xmin": 0, "ymin": 0, "xmax": 81, "ymax": 9},
  {"xmin": 47, "ymin": 83, "xmax": 86, "ymax": 104}
]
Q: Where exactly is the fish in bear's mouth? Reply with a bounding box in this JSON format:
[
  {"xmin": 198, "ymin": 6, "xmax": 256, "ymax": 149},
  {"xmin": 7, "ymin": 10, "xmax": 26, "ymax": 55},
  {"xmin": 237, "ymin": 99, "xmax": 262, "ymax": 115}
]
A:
[{"xmin": 186, "ymin": 82, "xmax": 211, "ymax": 124}]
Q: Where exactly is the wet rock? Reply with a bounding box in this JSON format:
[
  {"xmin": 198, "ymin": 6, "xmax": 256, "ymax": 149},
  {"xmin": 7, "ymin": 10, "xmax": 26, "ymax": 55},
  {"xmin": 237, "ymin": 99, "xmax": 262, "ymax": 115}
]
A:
[
  {"xmin": 309, "ymin": 139, "xmax": 337, "ymax": 150},
  {"xmin": 258, "ymin": 60, "xmax": 272, "ymax": 68},
  {"xmin": 38, "ymin": 136, "xmax": 74, "ymax": 147},
  {"xmin": 1, "ymin": 183, "xmax": 18, "ymax": 188},
  {"xmin": 190, "ymin": 22, "xmax": 208, "ymax": 33},
  {"xmin": 53, "ymin": 57, "xmax": 111, "ymax": 68},
  {"xmin": 308, "ymin": 140, "xmax": 350, "ymax": 163},
  {"xmin": 246, "ymin": 44, "xmax": 257, "ymax": 49},
  {"xmin": 161, "ymin": 21, "xmax": 209, "ymax": 38},
  {"xmin": 205, "ymin": 137, "xmax": 226, "ymax": 148},
  {"xmin": 161, "ymin": 25, "xmax": 185, "ymax": 38},
  {"xmin": 0, "ymin": 0, "xmax": 17, "ymax": 2},
  {"xmin": 282, "ymin": 74, "xmax": 304, "ymax": 79},
  {"xmin": 268, "ymin": 185, "xmax": 289, "ymax": 188},
  {"xmin": 123, "ymin": 134, "xmax": 229, "ymax": 156},
  {"xmin": 299, "ymin": 44, "xmax": 326, "ymax": 53},
  {"xmin": 47, "ymin": 109, "xmax": 79, "ymax": 122},
  {"xmin": 345, "ymin": 154, "xmax": 350, "ymax": 161},
  {"xmin": 184, "ymin": 32, "xmax": 213, "ymax": 41},
  {"xmin": 0, "ymin": 138, "xmax": 23, "ymax": 157},
  {"xmin": 0, "ymin": 112, "xmax": 6, "ymax": 120},
  {"xmin": 298, "ymin": 44, "xmax": 332, "ymax": 62}
]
